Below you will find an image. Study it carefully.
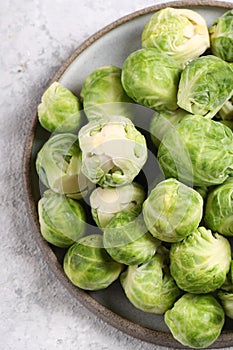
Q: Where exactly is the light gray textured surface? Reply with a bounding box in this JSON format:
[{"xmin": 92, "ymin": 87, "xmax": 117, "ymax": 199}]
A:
[{"xmin": 1, "ymin": 1, "xmax": 233, "ymax": 350}]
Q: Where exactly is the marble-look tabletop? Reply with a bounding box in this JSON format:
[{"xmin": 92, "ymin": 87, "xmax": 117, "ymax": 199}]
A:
[{"xmin": 1, "ymin": 1, "xmax": 233, "ymax": 349}]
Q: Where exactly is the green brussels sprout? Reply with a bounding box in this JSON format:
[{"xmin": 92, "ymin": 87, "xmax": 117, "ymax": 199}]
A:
[
  {"xmin": 142, "ymin": 8, "xmax": 209, "ymax": 65},
  {"xmin": 158, "ymin": 114, "xmax": 233, "ymax": 187},
  {"xmin": 38, "ymin": 82, "xmax": 81, "ymax": 132},
  {"xmin": 143, "ymin": 178, "xmax": 203, "ymax": 243},
  {"xmin": 218, "ymin": 291, "xmax": 233, "ymax": 319},
  {"xmin": 170, "ymin": 227, "xmax": 231, "ymax": 294},
  {"xmin": 63, "ymin": 234, "xmax": 123, "ymax": 291},
  {"xmin": 78, "ymin": 116, "xmax": 147, "ymax": 187},
  {"xmin": 121, "ymin": 49, "xmax": 182, "ymax": 111},
  {"xmin": 177, "ymin": 55, "xmax": 233, "ymax": 119},
  {"xmin": 90, "ymin": 182, "xmax": 145, "ymax": 228},
  {"xmin": 38, "ymin": 190, "xmax": 86, "ymax": 248},
  {"xmin": 150, "ymin": 109, "xmax": 188, "ymax": 149},
  {"xmin": 103, "ymin": 207, "xmax": 160, "ymax": 265},
  {"xmin": 165, "ymin": 293, "xmax": 225, "ymax": 348},
  {"xmin": 36, "ymin": 133, "xmax": 91, "ymax": 199},
  {"xmin": 204, "ymin": 178, "xmax": 233, "ymax": 236},
  {"xmin": 120, "ymin": 247, "xmax": 181, "ymax": 314},
  {"xmin": 209, "ymin": 10, "xmax": 233, "ymax": 62},
  {"xmin": 80, "ymin": 65, "xmax": 133, "ymax": 121}
]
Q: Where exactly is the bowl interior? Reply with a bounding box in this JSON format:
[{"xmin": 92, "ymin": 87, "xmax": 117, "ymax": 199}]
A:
[{"xmin": 23, "ymin": 1, "xmax": 233, "ymax": 348}]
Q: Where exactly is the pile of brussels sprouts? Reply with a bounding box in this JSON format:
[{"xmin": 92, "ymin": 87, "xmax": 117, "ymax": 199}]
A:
[{"xmin": 35, "ymin": 8, "xmax": 233, "ymax": 349}]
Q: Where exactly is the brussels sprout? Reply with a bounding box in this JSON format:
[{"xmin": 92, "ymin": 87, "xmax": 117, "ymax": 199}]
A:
[
  {"xmin": 142, "ymin": 8, "xmax": 209, "ymax": 65},
  {"xmin": 36, "ymin": 133, "xmax": 91, "ymax": 198},
  {"xmin": 150, "ymin": 109, "xmax": 188, "ymax": 149},
  {"xmin": 63, "ymin": 234, "xmax": 123, "ymax": 290},
  {"xmin": 204, "ymin": 178, "xmax": 233, "ymax": 236},
  {"xmin": 103, "ymin": 207, "xmax": 160, "ymax": 265},
  {"xmin": 38, "ymin": 82, "xmax": 81, "ymax": 132},
  {"xmin": 78, "ymin": 116, "xmax": 147, "ymax": 187},
  {"xmin": 120, "ymin": 247, "xmax": 181, "ymax": 314},
  {"xmin": 158, "ymin": 115, "xmax": 233, "ymax": 187},
  {"xmin": 209, "ymin": 10, "xmax": 233, "ymax": 62},
  {"xmin": 143, "ymin": 178, "xmax": 203, "ymax": 243},
  {"xmin": 38, "ymin": 190, "xmax": 86, "ymax": 248},
  {"xmin": 121, "ymin": 49, "xmax": 182, "ymax": 111},
  {"xmin": 170, "ymin": 227, "xmax": 231, "ymax": 294},
  {"xmin": 218, "ymin": 291, "xmax": 233, "ymax": 319},
  {"xmin": 165, "ymin": 293, "xmax": 225, "ymax": 348},
  {"xmin": 90, "ymin": 182, "xmax": 145, "ymax": 228},
  {"xmin": 177, "ymin": 55, "xmax": 233, "ymax": 119},
  {"xmin": 80, "ymin": 65, "xmax": 133, "ymax": 121}
]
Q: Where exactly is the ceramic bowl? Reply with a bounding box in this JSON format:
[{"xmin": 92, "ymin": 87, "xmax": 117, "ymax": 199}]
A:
[{"xmin": 23, "ymin": 1, "xmax": 233, "ymax": 348}]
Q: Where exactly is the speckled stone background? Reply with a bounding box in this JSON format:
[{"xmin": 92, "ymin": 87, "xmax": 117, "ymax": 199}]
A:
[{"xmin": 1, "ymin": 1, "xmax": 233, "ymax": 349}]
